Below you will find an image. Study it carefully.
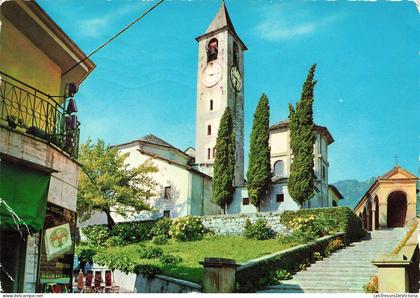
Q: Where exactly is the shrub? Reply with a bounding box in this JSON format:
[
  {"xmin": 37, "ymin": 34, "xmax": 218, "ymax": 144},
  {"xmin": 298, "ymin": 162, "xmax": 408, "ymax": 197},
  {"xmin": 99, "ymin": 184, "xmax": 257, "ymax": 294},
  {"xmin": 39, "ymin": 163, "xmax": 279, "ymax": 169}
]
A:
[
  {"xmin": 203, "ymin": 230, "xmax": 217, "ymax": 240},
  {"xmin": 276, "ymin": 233, "xmax": 296, "ymax": 244},
  {"xmin": 159, "ymin": 254, "xmax": 183, "ymax": 266},
  {"xmin": 363, "ymin": 275, "xmax": 378, "ymax": 293},
  {"xmin": 150, "ymin": 218, "xmax": 172, "ymax": 238},
  {"xmin": 169, "ymin": 216, "xmax": 207, "ymax": 242},
  {"xmin": 274, "ymin": 269, "xmax": 292, "ymax": 281},
  {"xmin": 111, "ymin": 221, "xmax": 154, "ymax": 243},
  {"xmin": 327, "ymin": 238, "xmax": 345, "ymax": 252},
  {"xmin": 138, "ymin": 247, "xmax": 163, "ymax": 259},
  {"xmin": 282, "ymin": 214, "xmax": 334, "ymax": 238},
  {"xmin": 312, "ymin": 251, "xmax": 323, "ymax": 261},
  {"xmin": 298, "ymin": 263, "xmax": 307, "ymax": 271},
  {"xmin": 93, "ymin": 252, "xmax": 136, "ymax": 274},
  {"xmin": 133, "ymin": 264, "xmax": 161, "ymax": 278},
  {"xmin": 243, "ymin": 218, "xmax": 276, "ymax": 240},
  {"xmin": 152, "ymin": 235, "xmax": 169, "ymax": 245},
  {"xmin": 104, "ymin": 235, "xmax": 127, "ymax": 247},
  {"xmin": 75, "ymin": 245, "xmax": 96, "ymax": 264},
  {"xmin": 280, "ymin": 207, "xmax": 366, "ymax": 242},
  {"xmin": 82, "ymin": 225, "xmax": 110, "ymax": 246}
]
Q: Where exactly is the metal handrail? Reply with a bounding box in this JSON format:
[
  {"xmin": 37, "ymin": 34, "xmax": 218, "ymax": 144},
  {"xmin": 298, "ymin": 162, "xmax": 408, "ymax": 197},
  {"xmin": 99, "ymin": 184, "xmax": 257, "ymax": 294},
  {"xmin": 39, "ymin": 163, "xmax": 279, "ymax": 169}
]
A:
[{"xmin": 0, "ymin": 72, "xmax": 80, "ymax": 158}]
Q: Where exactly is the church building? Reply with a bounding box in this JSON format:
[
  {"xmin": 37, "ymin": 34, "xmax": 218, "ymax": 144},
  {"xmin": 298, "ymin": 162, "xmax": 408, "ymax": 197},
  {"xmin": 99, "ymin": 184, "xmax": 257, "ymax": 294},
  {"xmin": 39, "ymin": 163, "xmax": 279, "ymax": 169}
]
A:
[
  {"xmin": 81, "ymin": 1, "xmax": 338, "ymax": 225},
  {"xmin": 194, "ymin": 1, "xmax": 336, "ymax": 214}
]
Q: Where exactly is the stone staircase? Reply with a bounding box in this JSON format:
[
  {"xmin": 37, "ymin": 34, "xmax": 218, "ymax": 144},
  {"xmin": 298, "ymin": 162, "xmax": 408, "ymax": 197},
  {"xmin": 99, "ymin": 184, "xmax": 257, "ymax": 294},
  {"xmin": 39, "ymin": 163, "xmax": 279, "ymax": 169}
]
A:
[{"xmin": 260, "ymin": 228, "xmax": 407, "ymax": 293}]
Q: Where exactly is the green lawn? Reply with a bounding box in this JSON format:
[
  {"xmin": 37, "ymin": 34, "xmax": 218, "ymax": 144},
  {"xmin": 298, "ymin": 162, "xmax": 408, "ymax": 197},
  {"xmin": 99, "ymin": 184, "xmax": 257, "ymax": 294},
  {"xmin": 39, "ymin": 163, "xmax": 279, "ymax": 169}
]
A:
[{"xmin": 104, "ymin": 236, "xmax": 296, "ymax": 283}]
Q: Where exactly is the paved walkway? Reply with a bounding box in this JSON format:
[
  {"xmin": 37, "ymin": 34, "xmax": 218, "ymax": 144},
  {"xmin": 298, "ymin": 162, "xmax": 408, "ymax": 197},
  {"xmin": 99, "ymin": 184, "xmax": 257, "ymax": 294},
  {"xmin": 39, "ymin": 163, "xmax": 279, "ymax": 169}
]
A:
[{"xmin": 260, "ymin": 228, "xmax": 407, "ymax": 293}]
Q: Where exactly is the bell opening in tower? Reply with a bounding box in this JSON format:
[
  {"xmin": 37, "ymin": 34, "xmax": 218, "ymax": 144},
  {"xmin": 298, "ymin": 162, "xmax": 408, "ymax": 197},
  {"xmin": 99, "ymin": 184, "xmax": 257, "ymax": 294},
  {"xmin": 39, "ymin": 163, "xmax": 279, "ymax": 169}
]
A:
[{"xmin": 207, "ymin": 38, "xmax": 218, "ymax": 63}]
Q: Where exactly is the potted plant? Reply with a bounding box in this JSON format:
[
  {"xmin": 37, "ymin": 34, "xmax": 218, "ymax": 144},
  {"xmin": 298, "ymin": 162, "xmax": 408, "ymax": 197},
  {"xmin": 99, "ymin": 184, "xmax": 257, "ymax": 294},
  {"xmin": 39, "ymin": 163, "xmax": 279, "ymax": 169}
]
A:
[
  {"xmin": 16, "ymin": 118, "xmax": 28, "ymax": 133},
  {"xmin": 6, "ymin": 115, "xmax": 18, "ymax": 129}
]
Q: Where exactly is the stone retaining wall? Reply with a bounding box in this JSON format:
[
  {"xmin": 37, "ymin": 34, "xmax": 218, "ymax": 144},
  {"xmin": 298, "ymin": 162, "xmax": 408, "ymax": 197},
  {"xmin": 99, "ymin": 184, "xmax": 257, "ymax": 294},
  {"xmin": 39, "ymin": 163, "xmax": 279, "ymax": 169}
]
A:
[
  {"xmin": 107, "ymin": 268, "xmax": 201, "ymax": 293},
  {"xmin": 199, "ymin": 211, "xmax": 289, "ymax": 235},
  {"xmin": 135, "ymin": 274, "xmax": 201, "ymax": 293}
]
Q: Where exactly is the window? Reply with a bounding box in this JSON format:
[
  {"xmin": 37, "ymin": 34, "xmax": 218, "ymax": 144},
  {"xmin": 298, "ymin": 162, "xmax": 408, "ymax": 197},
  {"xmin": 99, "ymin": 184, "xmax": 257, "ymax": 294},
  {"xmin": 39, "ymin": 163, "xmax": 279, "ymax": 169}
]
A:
[
  {"xmin": 210, "ymin": 100, "xmax": 213, "ymax": 111},
  {"xmin": 273, "ymin": 160, "xmax": 284, "ymax": 177},
  {"xmin": 233, "ymin": 42, "xmax": 239, "ymax": 67},
  {"xmin": 163, "ymin": 210, "xmax": 170, "ymax": 218},
  {"xmin": 208, "ymin": 148, "xmax": 211, "ymax": 160},
  {"xmin": 212, "ymin": 147, "xmax": 216, "ymax": 158},
  {"xmin": 207, "ymin": 38, "xmax": 218, "ymax": 62},
  {"xmin": 207, "ymin": 125, "xmax": 211, "ymax": 136},
  {"xmin": 164, "ymin": 186, "xmax": 171, "ymax": 199},
  {"xmin": 332, "ymin": 201, "xmax": 338, "ymax": 207},
  {"xmin": 242, "ymin": 197, "xmax": 249, "ymax": 205},
  {"xmin": 276, "ymin": 194, "xmax": 284, "ymax": 203},
  {"xmin": 323, "ymin": 165, "xmax": 327, "ymax": 180}
]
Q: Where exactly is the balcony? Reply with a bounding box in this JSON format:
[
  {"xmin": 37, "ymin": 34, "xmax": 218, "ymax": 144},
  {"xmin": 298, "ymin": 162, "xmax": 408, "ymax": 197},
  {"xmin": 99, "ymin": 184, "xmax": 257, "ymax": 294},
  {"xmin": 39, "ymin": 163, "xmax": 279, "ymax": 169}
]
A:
[{"xmin": 0, "ymin": 72, "xmax": 80, "ymax": 158}]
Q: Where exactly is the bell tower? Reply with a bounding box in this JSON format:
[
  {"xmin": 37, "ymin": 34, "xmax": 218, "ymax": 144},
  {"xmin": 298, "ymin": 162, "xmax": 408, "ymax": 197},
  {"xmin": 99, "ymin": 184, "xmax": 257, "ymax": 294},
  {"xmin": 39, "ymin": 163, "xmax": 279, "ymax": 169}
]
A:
[{"xmin": 195, "ymin": 0, "xmax": 247, "ymax": 186}]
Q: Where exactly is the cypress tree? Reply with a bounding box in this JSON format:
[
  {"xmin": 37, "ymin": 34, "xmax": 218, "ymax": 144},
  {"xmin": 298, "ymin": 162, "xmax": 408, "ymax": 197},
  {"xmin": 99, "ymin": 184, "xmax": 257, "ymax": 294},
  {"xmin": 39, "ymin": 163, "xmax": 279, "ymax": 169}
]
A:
[
  {"xmin": 288, "ymin": 64, "xmax": 317, "ymax": 208},
  {"xmin": 247, "ymin": 93, "xmax": 271, "ymax": 212},
  {"xmin": 212, "ymin": 107, "xmax": 236, "ymax": 214}
]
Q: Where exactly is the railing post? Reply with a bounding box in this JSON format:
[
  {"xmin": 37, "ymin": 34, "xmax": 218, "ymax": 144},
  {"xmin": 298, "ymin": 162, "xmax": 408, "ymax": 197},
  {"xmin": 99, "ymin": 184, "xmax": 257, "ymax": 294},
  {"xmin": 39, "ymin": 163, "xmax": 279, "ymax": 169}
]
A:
[{"xmin": 199, "ymin": 258, "xmax": 239, "ymax": 293}]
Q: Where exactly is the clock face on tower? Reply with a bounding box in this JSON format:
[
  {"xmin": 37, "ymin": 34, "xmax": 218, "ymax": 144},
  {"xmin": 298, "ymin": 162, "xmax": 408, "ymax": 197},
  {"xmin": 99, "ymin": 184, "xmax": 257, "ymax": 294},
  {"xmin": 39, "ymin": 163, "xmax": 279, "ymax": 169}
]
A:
[
  {"xmin": 230, "ymin": 65, "xmax": 242, "ymax": 91},
  {"xmin": 202, "ymin": 62, "xmax": 222, "ymax": 87}
]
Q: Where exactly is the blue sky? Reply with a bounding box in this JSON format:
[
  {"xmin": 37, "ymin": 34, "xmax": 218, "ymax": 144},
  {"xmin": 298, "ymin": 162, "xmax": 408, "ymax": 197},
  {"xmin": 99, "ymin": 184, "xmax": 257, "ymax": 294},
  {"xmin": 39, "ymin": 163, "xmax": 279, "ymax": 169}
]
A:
[{"xmin": 39, "ymin": 0, "xmax": 419, "ymax": 183}]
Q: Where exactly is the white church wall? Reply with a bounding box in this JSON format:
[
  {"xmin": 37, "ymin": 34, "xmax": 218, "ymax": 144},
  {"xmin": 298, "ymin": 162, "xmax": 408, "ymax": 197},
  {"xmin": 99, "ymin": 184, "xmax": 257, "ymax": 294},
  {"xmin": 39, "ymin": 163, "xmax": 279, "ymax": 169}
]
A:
[
  {"xmin": 227, "ymin": 187, "xmax": 256, "ymax": 214},
  {"xmin": 270, "ymin": 129, "xmax": 289, "ymax": 155},
  {"xmin": 103, "ymin": 144, "xmax": 191, "ymax": 221},
  {"xmin": 228, "ymin": 184, "xmax": 300, "ymax": 214},
  {"xmin": 262, "ymin": 184, "xmax": 300, "ymax": 212},
  {"xmin": 190, "ymin": 172, "xmax": 221, "ymax": 216},
  {"xmin": 140, "ymin": 143, "xmax": 191, "ymax": 166}
]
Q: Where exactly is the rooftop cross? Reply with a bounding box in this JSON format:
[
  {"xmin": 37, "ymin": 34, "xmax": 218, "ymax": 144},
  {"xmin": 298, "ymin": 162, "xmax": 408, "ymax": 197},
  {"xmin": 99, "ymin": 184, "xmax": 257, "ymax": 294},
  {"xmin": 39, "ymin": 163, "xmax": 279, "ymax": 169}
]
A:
[{"xmin": 394, "ymin": 154, "xmax": 399, "ymax": 165}]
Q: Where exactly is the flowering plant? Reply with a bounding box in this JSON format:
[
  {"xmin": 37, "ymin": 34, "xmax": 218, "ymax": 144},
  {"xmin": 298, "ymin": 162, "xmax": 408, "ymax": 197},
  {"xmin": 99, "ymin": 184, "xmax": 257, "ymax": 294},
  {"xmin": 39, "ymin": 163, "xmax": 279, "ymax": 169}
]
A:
[{"xmin": 169, "ymin": 216, "xmax": 207, "ymax": 241}]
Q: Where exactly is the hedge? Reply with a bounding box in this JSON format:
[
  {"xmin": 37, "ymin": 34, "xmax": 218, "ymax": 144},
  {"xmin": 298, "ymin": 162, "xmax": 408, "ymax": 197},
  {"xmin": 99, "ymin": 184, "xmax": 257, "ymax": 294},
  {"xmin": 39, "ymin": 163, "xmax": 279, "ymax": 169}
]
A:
[
  {"xmin": 280, "ymin": 206, "xmax": 366, "ymax": 242},
  {"xmin": 81, "ymin": 220, "xmax": 156, "ymax": 246},
  {"xmin": 235, "ymin": 232, "xmax": 346, "ymax": 292}
]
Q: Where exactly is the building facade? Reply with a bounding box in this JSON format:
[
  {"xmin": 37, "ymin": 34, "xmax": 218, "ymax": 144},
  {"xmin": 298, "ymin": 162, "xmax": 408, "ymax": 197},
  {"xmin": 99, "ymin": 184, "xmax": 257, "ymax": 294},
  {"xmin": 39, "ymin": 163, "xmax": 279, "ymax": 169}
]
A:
[
  {"xmin": 0, "ymin": 0, "xmax": 94, "ymax": 292},
  {"xmin": 227, "ymin": 120, "xmax": 335, "ymax": 214},
  {"xmin": 79, "ymin": 135, "xmax": 221, "ymax": 226},
  {"xmin": 354, "ymin": 166, "xmax": 418, "ymax": 230}
]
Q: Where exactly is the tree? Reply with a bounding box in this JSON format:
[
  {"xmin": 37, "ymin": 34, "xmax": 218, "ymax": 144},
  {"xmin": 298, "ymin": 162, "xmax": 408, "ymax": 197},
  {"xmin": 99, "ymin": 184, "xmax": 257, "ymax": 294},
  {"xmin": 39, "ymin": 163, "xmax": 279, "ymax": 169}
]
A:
[
  {"xmin": 247, "ymin": 93, "xmax": 271, "ymax": 212},
  {"xmin": 288, "ymin": 64, "xmax": 317, "ymax": 208},
  {"xmin": 212, "ymin": 108, "xmax": 236, "ymax": 214},
  {"xmin": 77, "ymin": 139, "xmax": 158, "ymax": 230}
]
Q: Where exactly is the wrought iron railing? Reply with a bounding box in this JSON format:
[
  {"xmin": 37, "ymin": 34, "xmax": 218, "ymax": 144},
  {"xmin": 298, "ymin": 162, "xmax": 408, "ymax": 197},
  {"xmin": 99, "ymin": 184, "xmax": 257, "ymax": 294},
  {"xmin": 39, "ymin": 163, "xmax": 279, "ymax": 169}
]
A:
[{"xmin": 0, "ymin": 72, "xmax": 80, "ymax": 158}]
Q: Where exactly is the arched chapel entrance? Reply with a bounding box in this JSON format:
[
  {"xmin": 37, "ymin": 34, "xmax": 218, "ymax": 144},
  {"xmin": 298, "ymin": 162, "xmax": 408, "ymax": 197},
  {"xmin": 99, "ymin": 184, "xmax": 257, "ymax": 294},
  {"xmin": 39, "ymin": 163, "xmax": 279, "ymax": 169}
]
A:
[
  {"xmin": 367, "ymin": 201, "xmax": 372, "ymax": 231},
  {"xmin": 387, "ymin": 191, "xmax": 407, "ymax": 228},
  {"xmin": 374, "ymin": 196, "xmax": 379, "ymax": 229}
]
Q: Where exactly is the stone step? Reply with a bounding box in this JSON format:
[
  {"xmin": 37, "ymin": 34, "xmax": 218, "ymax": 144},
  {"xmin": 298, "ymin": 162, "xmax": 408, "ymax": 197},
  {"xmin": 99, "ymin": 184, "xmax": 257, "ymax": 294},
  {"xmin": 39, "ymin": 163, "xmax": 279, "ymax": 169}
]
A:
[
  {"xmin": 279, "ymin": 280, "xmax": 367, "ymax": 288},
  {"xmin": 295, "ymin": 269, "xmax": 377, "ymax": 277},
  {"xmin": 261, "ymin": 229, "xmax": 407, "ymax": 293},
  {"xmin": 312, "ymin": 258, "xmax": 373, "ymax": 267},
  {"xmin": 289, "ymin": 275, "xmax": 372, "ymax": 283},
  {"xmin": 305, "ymin": 263, "xmax": 376, "ymax": 269},
  {"xmin": 260, "ymin": 288, "xmax": 363, "ymax": 293},
  {"xmin": 264, "ymin": 283, "xmax": 364, "ymax": 293}
]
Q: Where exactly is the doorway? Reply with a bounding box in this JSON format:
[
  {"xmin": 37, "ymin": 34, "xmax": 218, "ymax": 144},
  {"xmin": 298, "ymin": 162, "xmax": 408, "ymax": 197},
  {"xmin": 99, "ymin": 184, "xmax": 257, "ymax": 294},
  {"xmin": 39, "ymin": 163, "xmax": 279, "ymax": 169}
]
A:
[{"xmin": 387, "ymin": 191, "xmax": 407, "ymax": 228}]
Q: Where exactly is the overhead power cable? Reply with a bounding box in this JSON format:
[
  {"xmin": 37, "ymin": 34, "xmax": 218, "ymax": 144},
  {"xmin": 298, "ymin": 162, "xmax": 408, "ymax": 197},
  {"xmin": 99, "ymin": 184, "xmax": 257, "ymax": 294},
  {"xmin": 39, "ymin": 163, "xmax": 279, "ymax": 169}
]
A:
[{"xmin": 62, "ymin": 0, "xmax": 165, "ymax": 76}]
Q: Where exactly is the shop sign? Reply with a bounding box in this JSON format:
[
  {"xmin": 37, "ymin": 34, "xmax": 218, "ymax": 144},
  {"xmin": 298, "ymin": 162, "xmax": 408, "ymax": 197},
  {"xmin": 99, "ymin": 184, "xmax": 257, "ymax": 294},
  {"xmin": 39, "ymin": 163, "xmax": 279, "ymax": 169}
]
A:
[{"xmin": 44, "ymin": 223, "xmax": 72, "ymax": 261}]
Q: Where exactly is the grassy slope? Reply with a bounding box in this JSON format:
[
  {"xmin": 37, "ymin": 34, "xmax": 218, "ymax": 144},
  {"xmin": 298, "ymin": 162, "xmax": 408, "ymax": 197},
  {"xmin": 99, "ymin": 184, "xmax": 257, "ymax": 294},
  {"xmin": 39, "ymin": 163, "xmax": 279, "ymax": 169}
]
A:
[{"xmin": 105, "ymin": 236, "xmax": 296, "ymax": 283}]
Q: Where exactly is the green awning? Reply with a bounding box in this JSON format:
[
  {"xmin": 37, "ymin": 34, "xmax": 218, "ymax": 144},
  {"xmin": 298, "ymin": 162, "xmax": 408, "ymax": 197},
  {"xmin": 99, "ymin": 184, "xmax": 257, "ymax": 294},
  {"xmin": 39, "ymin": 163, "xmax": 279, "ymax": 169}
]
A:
[{"xmin": 0, "ymin": 161, "xmax": 50, "ymax": 232}]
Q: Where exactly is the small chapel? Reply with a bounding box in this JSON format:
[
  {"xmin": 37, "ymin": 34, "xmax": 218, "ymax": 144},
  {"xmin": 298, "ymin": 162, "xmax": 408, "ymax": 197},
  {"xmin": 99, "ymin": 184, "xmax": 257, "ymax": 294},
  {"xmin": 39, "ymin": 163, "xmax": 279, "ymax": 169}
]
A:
[{"xmin": 353, "ymin": 166, "xmax": 419, "ymax": 230}]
